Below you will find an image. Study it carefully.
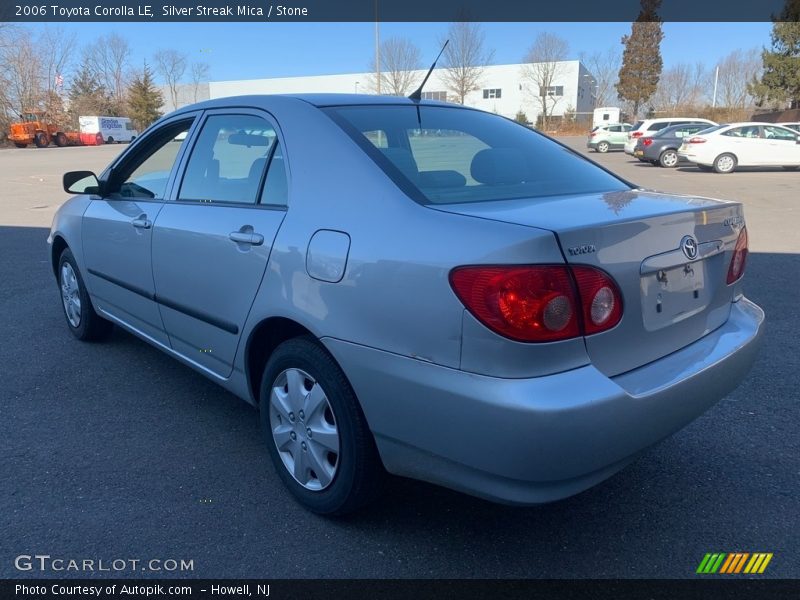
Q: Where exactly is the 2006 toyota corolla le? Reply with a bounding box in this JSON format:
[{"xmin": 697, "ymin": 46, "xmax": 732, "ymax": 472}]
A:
[{"xmin": 49, "ymin": 95, "xmax": 764, "ymax": 515}]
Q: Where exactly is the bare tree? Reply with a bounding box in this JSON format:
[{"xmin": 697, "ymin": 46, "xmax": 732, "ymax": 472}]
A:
[
  {"xmin": 0, "ymin": 26, "xmax": 45, "ymax": 116},
  {"xmin": 714, "ymin": 48, "xmax": 761, "ymax": 109},
  {"xmin": 154, "ymin": 49, "xmax": 188, "ymax": 110},
  {"xmin": 190, "ymin": 61, "xmax": 210, "ymax": 103},
  {"xmin": 579, "ymin": 46, "xmax": 621, "ymax": 107},
  {"xmin": 84, "ymin": 33, "xmax": 131, "ymax": 112},
  {"xmin": 522, "ymin": 32, "xmax": 570, "ymax": 130},
  {"xmin": 39, "ymin": 27, "xmax": 76, "ymax": 118},
  {"xmin": 439, "ymin": 22, "xmax": 494, "ymax": 104},
  {"xmin": 366, "ymin": 37, "xmax": 422, "ymax": 96},
  {"xmin": 653, "ymin": 62, "xmax": 708, "ymax": 114}
]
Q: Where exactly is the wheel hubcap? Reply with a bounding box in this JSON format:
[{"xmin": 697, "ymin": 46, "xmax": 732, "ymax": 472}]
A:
[
  {"xmin": 269, "ymin": 368, "xmax": 339, "ymax": 491},
  {"xmin": 60, "ymin": 263, "xmax": 81, "ymax": 328},
  {"xmin": 663, "ymin": 152, "xmax": 677, "ymax": 167},
  {"xmin": 718, "ymin": 156, "xmax": 733, "ymax": 171}
]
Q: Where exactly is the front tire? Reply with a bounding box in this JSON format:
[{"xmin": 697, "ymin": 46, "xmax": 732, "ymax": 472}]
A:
[
  {"xmin": 596, "ymin": 141, "xmax": 609, "ymax": 153},
  {"xmin": 659, "ymin": 149, "xmax": 679, "ymax": 168},
  {"xmin": 55, "ymin": 132, "xmax": 67, "ymax": 147},
  {"xmin": 259, "ymin": 337, "xmax": 384, "ymax": 515},
  {"xmin": 713, "ymin": 153, "xmax": 737, "ymax": 174},
  {"xmin": 34, "ymin": 133, "xmax": 49, "ymax": 148},
  {"xmin": 57, "ymin": 248, "xmax": 113, "ymax": 341}
]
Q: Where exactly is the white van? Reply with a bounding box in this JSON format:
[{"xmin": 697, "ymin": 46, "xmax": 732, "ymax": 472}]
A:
[
  {"xmin": 593, "ymin": 107, "xmax": 621, "ymax": 128},
  {"xmin": 624, "ymin": 117, "xmax": 716, "ymax": 157},
  {"xmin": 79, "ymin": 116, "xmax": 138, "ymax": 144}
]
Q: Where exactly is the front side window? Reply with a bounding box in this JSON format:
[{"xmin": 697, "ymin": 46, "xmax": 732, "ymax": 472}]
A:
[
  {"xmin": 179, "ymin": 114, "xmax": 277, "ymax": 205},
  {"xmin": 723, "ymin": 126, "xmax": 761, "ymax": 139},
  {"xmin": 110, "ymin": 118, "xmax": 194, "ymax": 200},
  {"xmin": 326, "ymin": 105, "xmax": 629, "ymax": 205}
]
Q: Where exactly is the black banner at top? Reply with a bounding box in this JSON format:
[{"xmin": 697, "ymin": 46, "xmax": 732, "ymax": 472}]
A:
[{"xmin": 0, "ymin": 0, "xmax": 793, "ymax": 22}]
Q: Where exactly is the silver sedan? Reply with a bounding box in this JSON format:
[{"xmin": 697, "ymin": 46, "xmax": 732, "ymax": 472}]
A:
[{"xmin": 49, "ymin": 95, "xmax": 764, "ymax": 514}]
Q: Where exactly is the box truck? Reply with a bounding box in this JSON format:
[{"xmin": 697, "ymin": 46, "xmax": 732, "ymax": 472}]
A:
[{"xmin": 79, "ymin": 116, "xmax": 138, "ymax": 144}]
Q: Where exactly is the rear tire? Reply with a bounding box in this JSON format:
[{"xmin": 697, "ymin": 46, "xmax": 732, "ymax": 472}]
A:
[
  {"xmin": 55, "ymin": 133, "xmax": 67, "ymax": 147},
  {"xmin": 659, "ymin": 149, "xmax": 679, "ymax": 168},
  {"xmin": 57, "ymin": 248, "xmax": 113, "ymax": 341},
  {"xmin": 34, "ymin": 133, "xmax": 49, "ymax": 148},
  {"xmin": 107, "ymin": 136, "xmax": 114, "ymax": 143},
  {"xmin": 596, "ymin": 141, "xmax": 609, "ymax": 153},
  {"xmin": 713, "ymin": 153, "xmax": 737, "ymax": 174},
  {"xmin": 259, "ymin": 337, "xmax": 384, "ymax": 515}
]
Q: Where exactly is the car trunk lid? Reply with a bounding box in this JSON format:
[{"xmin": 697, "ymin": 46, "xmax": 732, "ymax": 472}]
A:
[{"xmin": 432, "ymin": 190, "xmax": 744, "ymax": 376}]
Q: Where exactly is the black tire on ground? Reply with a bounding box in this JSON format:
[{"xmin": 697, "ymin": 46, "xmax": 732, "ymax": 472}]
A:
[
  {"xmin": 55, "ymin": 132, "xmax": 68, "ymax": 147},
  {"xmin": 697, "ymin": 165, "xmax": 713, "ymax": 172},
  {"xmin": 713, "ymin": 153, "xmax": 737, "ymax": 174},
  {"xmin": 14, "ymin": 142, "xmax": 27, "ymax": 148},
  {"xmin": 259, "ymin": 336, "xmax": 384, "ymax": 516},
  {"xmin": 57, "ymin": 248, "xmax": 114, "ymax": 342},
  {"xmin": 659, "ymin": 149, "xmax": 679, "ymax": 168},
  {"xmin": 107, "ymin": 136, "xmax": 114, "ymax": 143},
  {"xmin": 650, "ymin": 160, "xmax": 659, "ymax": 166},
  {"xmin": 34, "ymin": 133, "xmax": 49, "ymax": 148},
  {"xmin": 596, "ymin": 141, "xmax": 609, "ymax": 153},
  {"xmin": 782, "ymin": 165, "xmax": 799, "ymax": 171}
]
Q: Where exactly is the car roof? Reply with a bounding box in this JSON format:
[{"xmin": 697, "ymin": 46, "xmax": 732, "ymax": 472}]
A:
[
  {"xmin": 641, "ymin": 117, "xmax": 715, "ymax": 123},
  {"xmin": 169, "ymin": 93, "xmax": 456, "ymax": 116}
]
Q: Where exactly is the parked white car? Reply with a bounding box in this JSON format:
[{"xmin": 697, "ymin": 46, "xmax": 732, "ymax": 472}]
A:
[
  {"xmin": 624, "ymin": 118, "xmax": 717, "ymax": 157},
  {"xmin": 678, "ymin": 122, "xmax": 800, "ymax": 173}
]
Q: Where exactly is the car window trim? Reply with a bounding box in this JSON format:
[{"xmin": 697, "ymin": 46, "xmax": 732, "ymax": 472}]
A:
[{"xmin": 169, "ymin": 107, "xmax": 289, "ymax": 211}]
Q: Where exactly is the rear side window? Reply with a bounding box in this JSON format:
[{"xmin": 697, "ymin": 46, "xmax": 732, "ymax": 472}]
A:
[
  {"xmin": 179, "ymin": 114, "xmax": 277, "ymax": 205},
  {"xmin": 325, "ymin": 105, "xmax": 629, "ymax": 205},
  {"xmin": 648, "ymin": 122, "xmax": 672, "ymax": 131}
]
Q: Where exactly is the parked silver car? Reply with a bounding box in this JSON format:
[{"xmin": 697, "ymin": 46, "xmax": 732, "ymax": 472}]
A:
[{"xmin": 50, "ymin": 95, "xmax": 764, "ymax": 514}]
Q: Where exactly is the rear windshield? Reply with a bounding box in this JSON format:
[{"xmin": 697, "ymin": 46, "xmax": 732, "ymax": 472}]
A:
[
  {"xmin": 325, "ymin": 105, "xmax": 629, "ymax": 205},
  {"xmin": 631, "ymin": 121, "xmax": 644, "ymax": 131}
]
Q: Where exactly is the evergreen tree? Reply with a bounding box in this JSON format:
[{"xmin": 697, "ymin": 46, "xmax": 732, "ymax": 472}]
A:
[
  {"xmin": 748, "ymin": 0, "xmax": 800, "ymax": 109},
  {"xmin": 616, "ymin": 0, "xmax": 664, "ymax": 119},
  {"xmin": 67, "ymin": 61, "xmax": 115, "ymax": 126},
  {"xmin": 127, "ymin": 62, "xmax": 163, "ymax": 131}
]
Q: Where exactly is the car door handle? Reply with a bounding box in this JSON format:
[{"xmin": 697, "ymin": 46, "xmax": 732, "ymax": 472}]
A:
[
  {"xmin": 132, "ymin": 216, "xmax": 152, "ymax": 229},
  {"xmin": 229, "ymin": 231, "xmax": 264, "ymax": 246}
]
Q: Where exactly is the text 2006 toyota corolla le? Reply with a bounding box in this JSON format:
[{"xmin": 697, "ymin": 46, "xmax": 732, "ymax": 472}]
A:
[{"xmin": 49, "ymin": 95, "xmax": 764, "ymax": 515}]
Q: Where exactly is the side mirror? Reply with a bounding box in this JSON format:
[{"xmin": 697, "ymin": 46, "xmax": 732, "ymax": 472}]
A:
[{"xmin": 63, "ymin": 171, "xmax": 100, "ymax": 195}]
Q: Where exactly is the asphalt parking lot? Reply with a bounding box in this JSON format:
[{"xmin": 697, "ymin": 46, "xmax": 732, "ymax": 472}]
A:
[{"xmin": 1, "ymin": 139, "xmax": 798, "ymax": 579}]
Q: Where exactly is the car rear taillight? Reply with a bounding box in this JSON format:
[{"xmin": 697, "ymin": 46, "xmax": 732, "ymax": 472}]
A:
[
  {"xmin": 449, "ymin": 265, "xmax": 623, "ymax": 343},
  {"xmin": 727, "ymin": 227, "xmax": 748, "ymax": 284},
  {"xmin": 642, "ymin": 138, "xmax": 653, "ymax": 146},
  {"xmin": 631, "ymin": 131, "xmax": 644, "ymax": 138},
  {"xmin": 686, "ymin": 137, "xmax": 707, "ymax": 144},
  {"xmin": 590, "ymin": 132, "xmax": 597, "ymax": 137}
]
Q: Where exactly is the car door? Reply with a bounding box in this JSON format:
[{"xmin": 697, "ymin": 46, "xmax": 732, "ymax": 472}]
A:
[
  {"xmin": 81, "ymin": 115, "xmax": 198, "ymax": 346},
  {"xmin": 719, "ymin": 125, "xmax": 762, "ymax": 165},
  {"xmin": 150, "ymin": 109, "xmax": 289, "ymax": 378},
  {"xmin": 606, "ymin": 125, "xmax": 624, "ymax": 146},
  {"xmin": 762, "ymin": 125, "xmax": 800, "ymax": 166}
]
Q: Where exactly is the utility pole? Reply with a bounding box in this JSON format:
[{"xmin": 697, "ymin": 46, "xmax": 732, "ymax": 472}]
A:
[
  {"xmin": 375, "ymin": 0, "xmax": 381, "ymax": 95},
  {"xmin": 712, "ymin": 65, "xmax": 719, "ymax": 109}
]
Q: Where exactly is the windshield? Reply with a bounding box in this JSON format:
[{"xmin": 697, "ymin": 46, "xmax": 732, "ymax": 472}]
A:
[{"xmin": 325, "ymin": 105, "xmax": 629, "ymax": 205}]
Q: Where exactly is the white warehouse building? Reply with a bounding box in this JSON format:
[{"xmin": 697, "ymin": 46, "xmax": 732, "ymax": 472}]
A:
[{"xmin": 191, "ymin": 61, "xmax": 596, "ymax": 126}]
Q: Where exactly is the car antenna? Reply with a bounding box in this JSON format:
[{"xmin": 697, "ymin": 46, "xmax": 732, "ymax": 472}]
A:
[{"xmin": 409, "ymin": 40, "xmax": 449, "ymax": 102}]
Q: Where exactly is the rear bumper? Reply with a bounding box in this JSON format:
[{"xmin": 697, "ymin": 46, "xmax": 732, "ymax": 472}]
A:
[{"xmin": 323, "ymin": 297, "xmax": 764, "ymax": 504}]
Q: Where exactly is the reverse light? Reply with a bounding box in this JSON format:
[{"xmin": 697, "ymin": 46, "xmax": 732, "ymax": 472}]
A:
[
  {"xmin": 449, "ymin": 265, "xmax": 623, "ymax": 343},
  {"xmin": 727, "ymin": 227, "xmax": 749, "ymax": 284}
]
